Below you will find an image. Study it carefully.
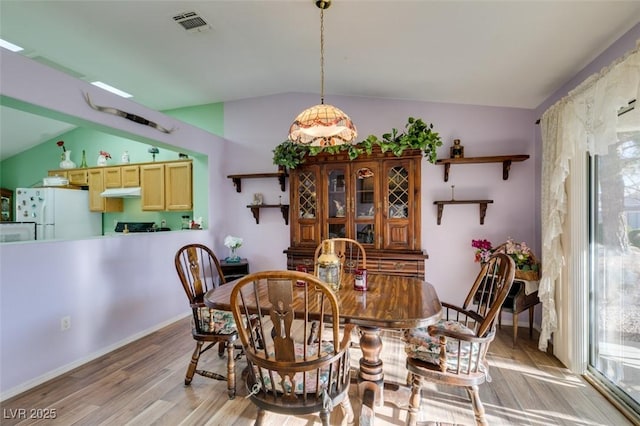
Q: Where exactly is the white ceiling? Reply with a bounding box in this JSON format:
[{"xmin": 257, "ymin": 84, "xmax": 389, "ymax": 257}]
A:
[{"xmin": 1, "ymin": 0, "xmax": 639, "ymax": 160}]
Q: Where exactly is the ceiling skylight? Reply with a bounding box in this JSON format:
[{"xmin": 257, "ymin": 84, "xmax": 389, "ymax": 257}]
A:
[
  {"xmin": 91, "ymin": 81, "xmax": 133, "ymax": 98},
  {"xmin": 0, "ymin": 38, "xmax": 24, "ymax": 52}
]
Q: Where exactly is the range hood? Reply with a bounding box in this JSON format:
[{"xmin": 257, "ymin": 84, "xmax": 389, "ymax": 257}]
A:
[{"xmin": 100, "ymin": 187, "xmax": 141, "ymax": 198}]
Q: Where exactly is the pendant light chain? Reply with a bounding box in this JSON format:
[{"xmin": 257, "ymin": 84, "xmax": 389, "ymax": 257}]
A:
[
  {"xmin": 320, "ymin": 8, "xmax": 325, "ymax": 105},
  {"xmin": 287, "ymin": 0, "xmax": 357, "ymax": 146}
]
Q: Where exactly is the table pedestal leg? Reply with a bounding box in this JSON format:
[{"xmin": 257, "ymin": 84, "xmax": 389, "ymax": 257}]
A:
[{"xmin": 357, "ymin": 326, "xmax": 384, "ymax": 407}]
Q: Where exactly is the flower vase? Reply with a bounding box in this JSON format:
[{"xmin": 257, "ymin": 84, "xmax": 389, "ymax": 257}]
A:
[
  {"xmin": 225, "ymin": 248, "xmax": 241, "ymax": 263},
  {"xmin": 97, "ymin": 154, "xmax": 107, "ymax": 166},
  {"xmin": 59, "ymin": 151, "xmax": 76, "ymax": 169}
]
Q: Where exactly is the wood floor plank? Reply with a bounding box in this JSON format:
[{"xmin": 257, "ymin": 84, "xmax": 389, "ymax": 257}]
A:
[{"xmin": 1, "ymin": 317, "xmax": 634, "ymax": 425}]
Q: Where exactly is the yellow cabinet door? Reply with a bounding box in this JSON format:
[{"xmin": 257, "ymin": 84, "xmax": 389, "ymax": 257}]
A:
[
  {"xmin": 140, "ymin": 164, "xmax": 165, "ymax": 211},
  {"xmin": 48, "ymin": 170, "xmax": 68, "ymax": 179},
  {"xmin": 121, "ymin": 165, "xmax": 140, "ymax": 187},
  {"xmin": 88, "ymin": 168, "xmax": 123, "ymax": 212},
  {"xmin": 67, "ymin": 169, "xmax": 88, "ymax": 186},
  {"xmin": 165, "ymin": 161, "xmax": 192, "ymax": 211},
  {"xmin": 104, "ymin": 167, "xmax": 122, "ymax": 188}
]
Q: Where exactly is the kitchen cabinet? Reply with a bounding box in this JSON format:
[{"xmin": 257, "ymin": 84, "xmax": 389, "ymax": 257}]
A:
[
  {"xmin": 88, "ymin": 168, "xmax": 123, "ymax": 212},
  {"xmin": 140, "ymin": 160, "xmax": 192, "ymax": 211},
  {"xmin": 104, "ymin": 167, "xmax": 121, "ymax": 188},
  {"xmin": 285, "ymin": 147, "xmax": 426, "ymax": 278},
  {"xmin": 67, "ymin": 169, "xmax": 88, "ymax": 186},
  {"xmin": 121, "ymin": 165, "xmax": 140, "ymax": 187}
]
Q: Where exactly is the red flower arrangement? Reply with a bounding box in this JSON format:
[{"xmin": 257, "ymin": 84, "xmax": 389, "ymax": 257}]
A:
[
  {"xmin": 56, "ymin": 140, "xmax": 66, "ymax": 152},
  {"xmin": 99, "ymin": 150, "xmax": 112, "ymax": 159},
  {"xmin": 471, "ymin": 239, "xmax": 493, "ymax": 263}
]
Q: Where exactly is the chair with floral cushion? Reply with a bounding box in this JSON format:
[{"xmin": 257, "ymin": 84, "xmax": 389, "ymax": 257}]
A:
[
  {"xmin": 230, "ymin": 270, "xmax": 354, "ymax": 426},
  {"xmin": 174, "ymin": 243, "xmax": 240, "ymax": 399},
  {"xmin": 403, "ymin": 252, "xmax": 515, "ymax": 426}
]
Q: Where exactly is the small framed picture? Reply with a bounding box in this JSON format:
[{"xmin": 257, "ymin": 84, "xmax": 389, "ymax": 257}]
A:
[{"xmin": 252, "ymin": 193, "xmax": 263, "ymax": 205}]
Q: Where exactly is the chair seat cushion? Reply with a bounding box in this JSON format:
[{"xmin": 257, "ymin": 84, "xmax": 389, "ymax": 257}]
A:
[
  {"xmin": 195, "ymin": 308, "xmax": 236, "ymax": 334},
  {"xmin": 253, "ymin": 340, "xmax": 337, "ymax": 394},
  {"xmin": 403, "ymin": 320, "xmax": 481, "ymax": 371}
]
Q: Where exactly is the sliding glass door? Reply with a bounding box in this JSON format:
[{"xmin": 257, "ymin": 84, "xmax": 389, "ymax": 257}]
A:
[{"xmin": 589, "ymin": 131, "xmax": 640, "ymax": 411}]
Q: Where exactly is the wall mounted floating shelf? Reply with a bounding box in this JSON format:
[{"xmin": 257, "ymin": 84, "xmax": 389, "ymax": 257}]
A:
[
  {"xmin": 433, "ymin": 199, "xmax": 494, "ymax": 225},
  {"xmin": 227, "ymin": 169, "xmax": 288, "ymax": 192},
  {"xmin": 247, "ymin": 204, "xmax": 289, "ymax": 225},
  {"xmin": 435, "ymin": 155, "xmax": 529, "ymax": 182}
]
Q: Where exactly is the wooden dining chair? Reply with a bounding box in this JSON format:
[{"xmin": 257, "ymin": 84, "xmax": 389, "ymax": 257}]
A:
[
  {"xmin": 174, "ymin": 243, "xmax": 240, "ymax": 399},
  {"xmin": 230, "ymin": 270, "xmax": 354, "ymax": 426},
  {"xmin": 403, "ymin": 252, "xmax": 515, "ymax": 426},
  {"xmin": 313, "ymin": 237, "xmax": 367, "ymax": 275}
]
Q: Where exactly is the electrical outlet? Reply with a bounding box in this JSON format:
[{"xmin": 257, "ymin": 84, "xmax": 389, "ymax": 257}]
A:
[{"xmin": 60, "ymin": 316, "xmax": 71, "ymax": 331}]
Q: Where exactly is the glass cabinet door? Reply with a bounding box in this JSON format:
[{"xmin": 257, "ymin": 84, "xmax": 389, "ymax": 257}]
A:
[
  {"xmin": 294, "ymin": 167, "xmax": 320, "ymax": 246},
  {"xmin": 353, "ymin": 164, "xmax": 378, "ymax": 246},
  {"xmin": 326, "ymin": 166, "xmax": 347, "ymax": 238},
  {"xmin": 384, "ymin": 160, "xmax": 413, "ymax": 250},
  {"xmin": 298, "ymin": 169, "xmax": 317, "ymax": 219},
  {"xmin": 387, "ymin": 165, "xmax": 409, "ymax": 219}
]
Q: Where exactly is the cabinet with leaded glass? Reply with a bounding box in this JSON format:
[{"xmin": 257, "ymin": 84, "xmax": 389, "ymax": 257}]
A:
[{"xmin": 286, "ymin": 147, "xmax": 427, "ymax": 278}]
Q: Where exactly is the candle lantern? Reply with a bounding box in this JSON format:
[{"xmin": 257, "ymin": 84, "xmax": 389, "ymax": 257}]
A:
[{"xmin": 316, "ymin": 240, "xmax": 342, "ymax": 292}]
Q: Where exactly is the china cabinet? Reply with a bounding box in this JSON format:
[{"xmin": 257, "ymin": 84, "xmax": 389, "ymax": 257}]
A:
[{"xmin": 285, "ymin": 147, "xmax": 426, "ymax": 278}]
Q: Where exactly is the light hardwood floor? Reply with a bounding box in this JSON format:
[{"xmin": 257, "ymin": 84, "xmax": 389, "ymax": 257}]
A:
[{"xmin": 1, "ymin": 316, "xmax": 634, "ymax": 425}]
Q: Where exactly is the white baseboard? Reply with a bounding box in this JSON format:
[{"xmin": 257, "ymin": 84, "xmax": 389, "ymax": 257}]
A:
[{"xmin": 0, "ymin": 312, "xmax": 190, "ymax": 401}]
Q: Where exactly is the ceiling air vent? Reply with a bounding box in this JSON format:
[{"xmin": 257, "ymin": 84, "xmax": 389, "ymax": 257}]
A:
[{"xmin": 173, "ymin": 11, "xmax": 211, "ymax": 33}]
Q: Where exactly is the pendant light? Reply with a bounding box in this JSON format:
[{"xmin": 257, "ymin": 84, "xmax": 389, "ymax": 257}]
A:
[{"xmin": 288, "ymin": 0, "xmax": 357, "ymax": 146}]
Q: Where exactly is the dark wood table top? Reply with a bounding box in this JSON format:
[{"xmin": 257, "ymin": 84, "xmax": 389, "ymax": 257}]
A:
[{"xmin": 204, "ymin": 273, "xmax": 442, "ymax": 330}]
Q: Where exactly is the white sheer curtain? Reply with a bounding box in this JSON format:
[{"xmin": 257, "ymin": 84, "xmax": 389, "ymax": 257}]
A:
[{"xmin": 539, "ymin": 42, "xmax": 640, "ymax": 351}]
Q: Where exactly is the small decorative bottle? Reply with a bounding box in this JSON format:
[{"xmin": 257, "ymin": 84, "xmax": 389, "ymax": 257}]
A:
[
  {"xmin": 79, "ymin": 150, "xmax": 88, "ymax": 168},
  {"xmin": 450, "ymin": 139, "xmax": 464, "ymax": 158},
  {"xmin": 121, "ymin": 151, "xmax": 130, "ymax": 164}
]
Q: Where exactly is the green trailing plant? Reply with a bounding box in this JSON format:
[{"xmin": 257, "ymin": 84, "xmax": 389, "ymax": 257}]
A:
[{"xmin": 272, "ymin": 117, "xmax": 442, "ymax": 169}]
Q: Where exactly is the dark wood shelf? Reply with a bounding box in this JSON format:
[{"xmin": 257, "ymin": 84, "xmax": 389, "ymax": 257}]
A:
[
  {"xmin": 247, "ymin": 204, "xmax": 289, "ymax": 225},
  {"xmin": 227, "ymin": 169, "xmax": 288, "ymax": 192},
  {"xmin": 435, "ymin": 155, "xmax": 529, "ymax": 182},
  {"xmin": 433, "ymin": 199, "xmax": 494, "ymax": 225}
]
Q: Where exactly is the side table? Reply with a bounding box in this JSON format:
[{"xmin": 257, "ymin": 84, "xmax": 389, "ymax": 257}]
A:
[{"xmin": 219, "ymin": 258, "xmax": 250, "ymax": 282}]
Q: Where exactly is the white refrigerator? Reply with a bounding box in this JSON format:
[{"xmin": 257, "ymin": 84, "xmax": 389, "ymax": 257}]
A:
[{"xmin": 15, "ymin": 188, "xmax": 102, "ymax": 240}]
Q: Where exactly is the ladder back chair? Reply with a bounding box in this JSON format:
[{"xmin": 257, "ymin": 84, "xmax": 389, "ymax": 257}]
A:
[
  {"xmin": 403, "ymin": 252, "xmax": 515, "ymax": 426},
  {"xmin": 174, "ymin": 243, "xmax": 239, "ymax": 399},
  {"xmin": 230, "ymin": 270, "xmax": 354, "ymax": 426}
]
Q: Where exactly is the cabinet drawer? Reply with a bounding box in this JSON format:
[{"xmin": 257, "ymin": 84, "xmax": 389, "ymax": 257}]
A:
[{"xmin": 370, "ymin": 258, "xmax": 424, "ymax": 279}]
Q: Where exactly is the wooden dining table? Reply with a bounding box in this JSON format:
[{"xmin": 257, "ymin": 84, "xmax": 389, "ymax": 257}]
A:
[{"xmin": 204, "ymin": 272, "xmax": 442, "ymax": 423}]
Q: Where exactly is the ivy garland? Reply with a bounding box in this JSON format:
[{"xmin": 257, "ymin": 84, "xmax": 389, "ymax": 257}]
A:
[{"xmin": 273, "ymin": 117, "xmax": 443, "ymax": 170}]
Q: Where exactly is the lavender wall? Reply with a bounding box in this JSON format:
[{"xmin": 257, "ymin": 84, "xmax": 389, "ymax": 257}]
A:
[{"xmin": 222, "ymin": 93, "xmax": 537, "ymax": 305}]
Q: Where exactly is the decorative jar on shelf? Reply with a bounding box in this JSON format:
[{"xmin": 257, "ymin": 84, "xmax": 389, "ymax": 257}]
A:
[
  {"xmin": 59, "ymin": 151, "xmax": 76, "ymax": 169},
  {"xmin": 97, "ymin": 154, "xmax": 108, "ymax": 166}
]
